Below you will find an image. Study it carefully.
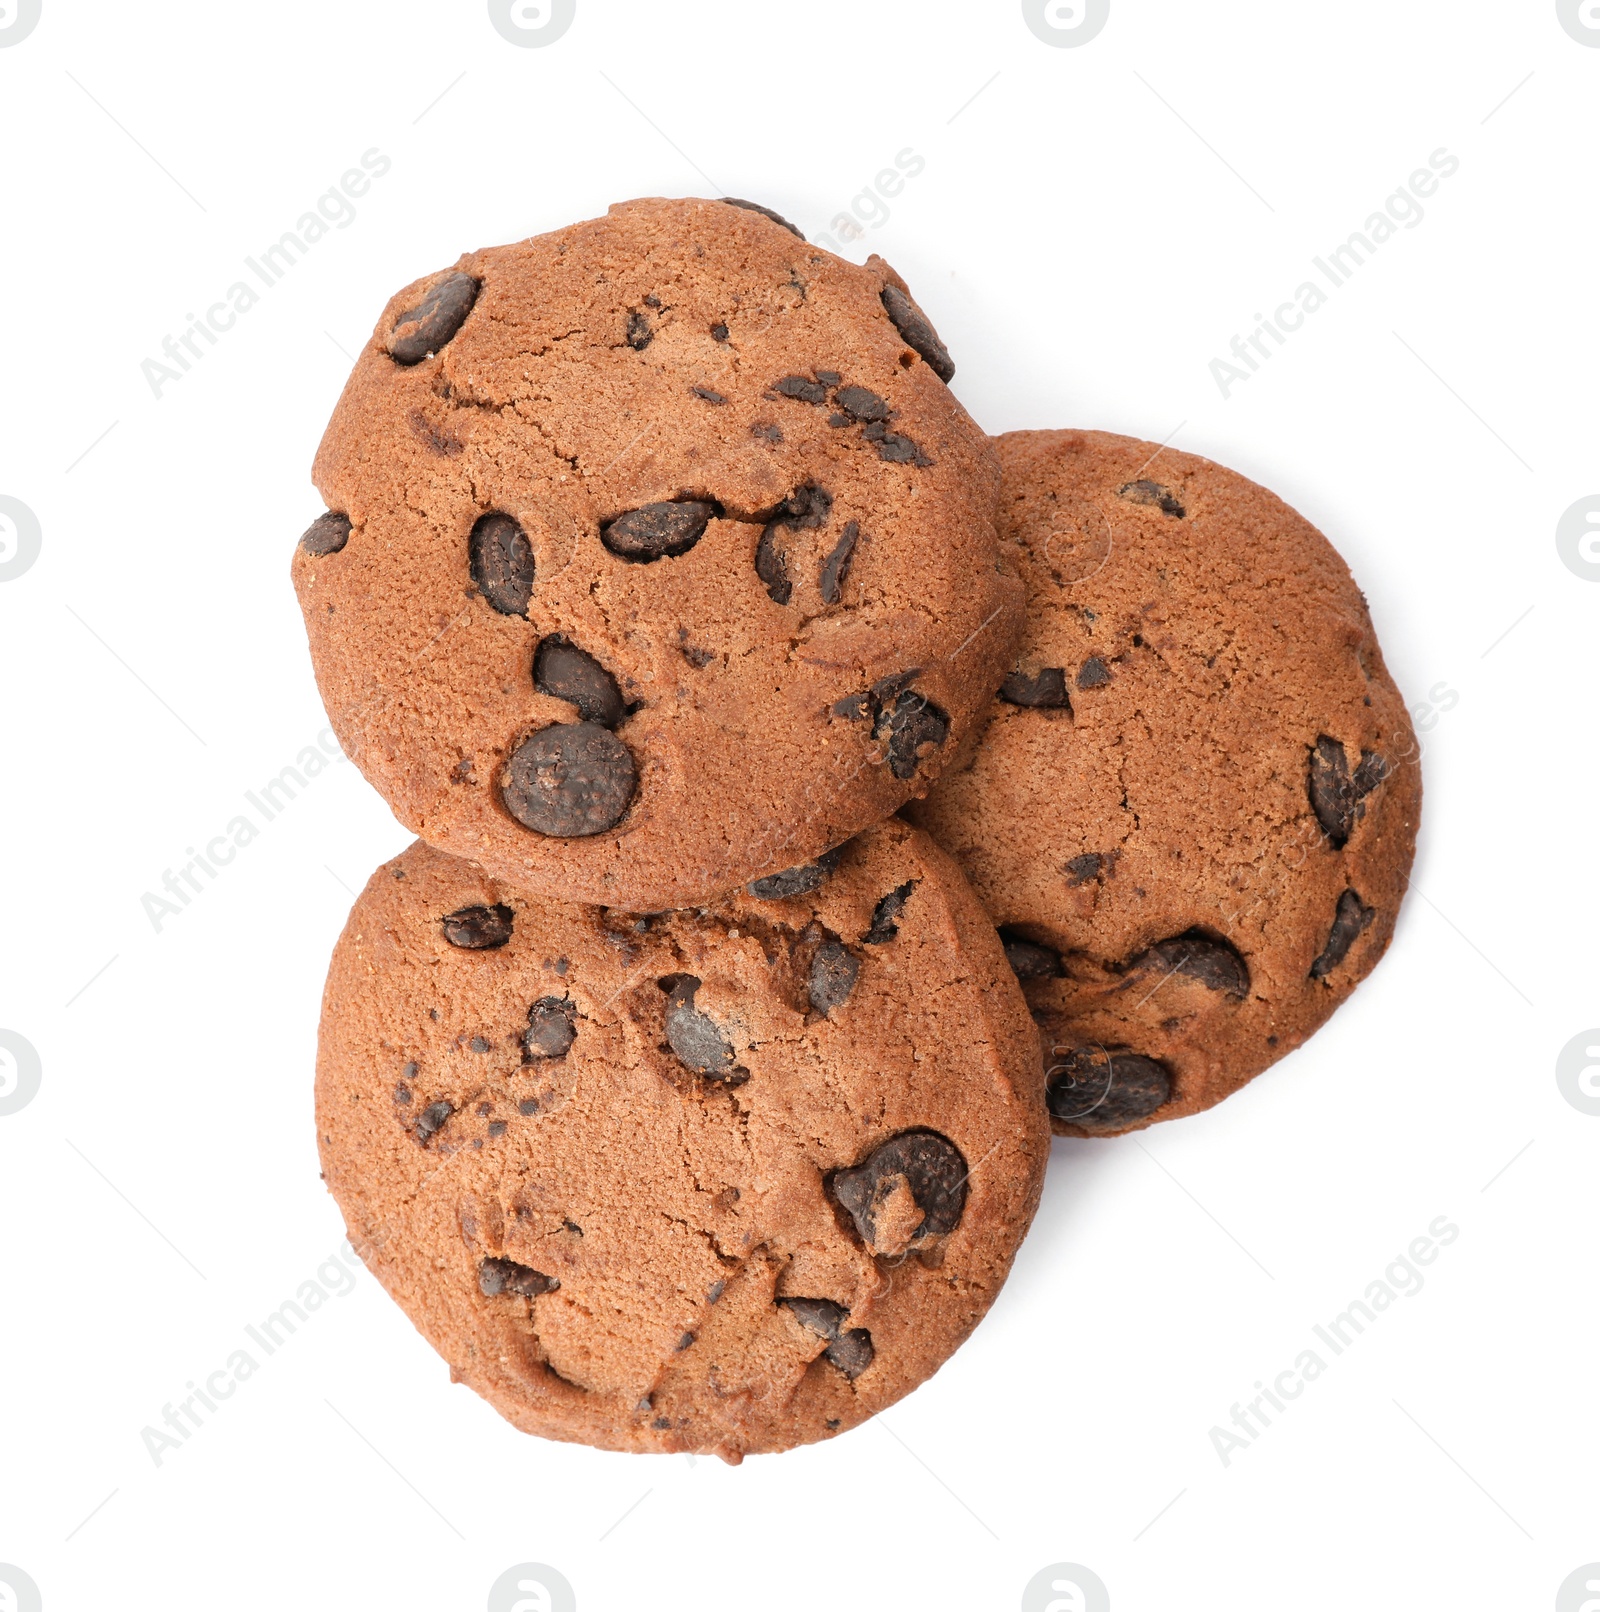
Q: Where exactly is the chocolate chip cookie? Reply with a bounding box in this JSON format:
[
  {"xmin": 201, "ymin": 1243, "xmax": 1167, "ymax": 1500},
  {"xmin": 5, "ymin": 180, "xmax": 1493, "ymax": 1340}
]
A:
[
  {"xmin": 315, "ymin": 819, "xmax": 1046, "ymax": 1459},
  {"xmin": 907, "ymin": 430, "xmax": 1420, "ymax": 1136},
  {"xmin": 293, "ymin": 197, "xmax": 1020, "ymax": 912}
]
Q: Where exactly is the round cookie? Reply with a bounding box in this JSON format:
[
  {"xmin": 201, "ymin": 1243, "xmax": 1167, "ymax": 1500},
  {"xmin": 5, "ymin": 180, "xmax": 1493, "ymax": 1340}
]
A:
[
  {"xmin": 906, "ymin": 429, "xmax": 1420, "ymax": 1136},
  {"xmin": 315, "ymin": 820, "xmax": 1046, "ymax": 1460},
  {"xmin": 293, "ymin": 197, "xmax": 1021, "ymax": 912}
]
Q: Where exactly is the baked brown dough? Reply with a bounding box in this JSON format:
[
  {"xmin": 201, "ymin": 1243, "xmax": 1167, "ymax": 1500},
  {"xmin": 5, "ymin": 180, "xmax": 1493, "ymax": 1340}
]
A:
[
  {"xmin": 315, "ymin": 821, "xmax": 1046, "ymax": 1459},
  {"xmin": 293, "ymin": 198, "xmax": 1020, "ymax": 912},
  {"xmin": 908, "ymin": 429, "xmax": 1420, "ymax": 1135}
]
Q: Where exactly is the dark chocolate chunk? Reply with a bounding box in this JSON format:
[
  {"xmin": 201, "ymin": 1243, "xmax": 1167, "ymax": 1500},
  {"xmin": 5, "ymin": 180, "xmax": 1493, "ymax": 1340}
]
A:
[
  {"xmin": 875, "ymin": 690, "xmax": 949, "ymax": 779},
  {"xmin": 880, "ymin": 283, "xmax": 955, "ymax": 383},
  {"xmin": 1000, "ymin": 930, "xmax": 1064, "ymax": 981},
  {"xmin": 478, "ymin": 1256, "xmax": 559, "ymax": 1298},
  {"xmin": 300, "ymin": 511, "xmax": 350, "ymax": 557},
  {"xmin": 774, "ymin": 374, "xmax": 828, "ymax": 404},
  {"xmin": 999, "ymin": 668, "xmax": 1071, "ymax": 709},
  {"xmin": 711, "ymin": 322, "xmax": 730, "ymax": 342},
  {"xmin": 661, "ymin": 975, "xmax": 739, "ymax": 1079},
  {"xmin": 602, "ymin": 500, "xmax": 718, "ymax": 563},
  {"xmin": 691, "ymin": 386, "xmax": 726, "ymax": 404},
  {"xmin": 442, "ymin": 903, "xmax": 514, "ymax": 950},
  {"xmin": 534, "ymin": 635, "xmax": 626, "ymax": 728},
  {"xmin": 808, "ymin": 941, "xmax": 860, "ymax": 1016},
  {"xmin": 780, "ymin": 1297, "xmax": 849, "ymax": 1339},
  {"xmin": 1308, "ymin": 736, "xmax": 1389, "ymax": 848},
  {"xmin": 818, "ymin": 520, "xmax": 859, "ymax": 605},
  {"xmin": 860, "ymin": 421, "xmax": 931, "ymax": 465},
  {"xmin": 393, "ymin": 1082, "xmax": 412, "ymax": 1105},
  {"xmin": 501, "ymin": 722, "xmax": 636, "ymax": 837},
  {"xmin": 487, "ymin": 1121, "xmax": 508, "ymax": 1137},
  {"xmin": 749, "ymin": 845, "xmax": 844, "ymax": 900},
  {"xmin": 1117, "ymin": 479, "xmax": 1185, "ymax": 518},
  {"xmin": 830, "ymin": 1130, "xmax": 968, "ymax": 1252},
  {"xmin": 755, "ymin": 525, "xmax": 791, "ymax": 605},
  {"xmin": 756, "ymin": 483, "xmax": 834, "ymax": 605},
  {"xmin": 1131, "ymin": 931, "xmax": 1249, "ymax": 998},
  {"xmin": 720, "ymin": 197, "xmax": 805, "ymax": 239},
  {"xmin": 825, "ymin": 1328, "xmax": 875, "ymax": 1379},
  {"xmin": 625, "ymin": 310, "xmax": 653, "ymax": 350},
  {"xmin": 525, "ymin": 996, "xmax": 577, "ymax": 1059},
  {"xmin": 864, "ymin": 880, "xmax": 916, "ymax": 944},
  {"xmin": 815, "ymin": 370, "xmax": 842, "ymax": 385},
  {"xmin": 834, "ymin": 385, "xmax": 890, "ymax": 422},
  {"xmin": 1065, "ymin": 854, "xmax": 1103, "ymax": 886},
  {"xmin": 833, "ymin": 692, "xmax": 870, "ymax": 721},
  {"xmin": 1077, "ymin": 658, "xmax": 1112, "ymax": 690},
  {"xmin": 388, "ymin": 272, "xmax": 480, "ymax": 365},
  {"xmin": 1310, "ymin": 889, "xmax": 1375, "ymax": 980},
  {"xmin": 1045, "ymin": 1047, "xmax": 1170, "ymax": 1130},
  {"xmin": 469, "ymin": 1036, "xmax": 491, "ymax": 1053},
  {"xmin": 469, "ymin": 512, "xmax": 535, "ymax": 616},
  {"xmin": 413, "ymin": 1101, "xmax": 453, "ymax": 1145}
]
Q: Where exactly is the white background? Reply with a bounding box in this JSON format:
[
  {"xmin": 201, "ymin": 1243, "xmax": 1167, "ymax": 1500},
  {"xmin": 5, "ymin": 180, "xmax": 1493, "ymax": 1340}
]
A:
[{"xmin": 1, "ymin": 2, "xmax": 1595, "ymax": 1609}]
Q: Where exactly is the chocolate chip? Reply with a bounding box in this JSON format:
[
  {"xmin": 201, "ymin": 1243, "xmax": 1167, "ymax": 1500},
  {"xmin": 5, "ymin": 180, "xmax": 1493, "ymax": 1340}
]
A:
[
  {"xmin": 403, "ymin": 1061, "xmax": 419, "ymax": 1079},
  {"xmin": 501, "ymin": 722, "xmax": 637, "ymax": 837},
  {"xmin": 442, "ymin": 903, "xmax": 514, "ymax": 950},
  {"xmin": 860, "ymin": 421, "xmax": 931, "ymax": 465},
  {"xmin": 809, "ymin": 940, "xmax": 860, "ymax": 1016},
  {"xmin": 602, "ymin": 500, "xmax": 718, "ymax": 562},
  {"xmin": 487, "ymin": 1120, "xmax": 508, "ymax": 1137},
  {"xmin": 1000, "ymin": 930, "xmax": 1064, "ymax": 981},
  {"xmin": 691, "ymin": 386, "xmax": 726, "ymax": 404},
  {"xmin": 720, "ymin": 197, "xmax": 806, "ymax": 239},
  {"xmin": 756, "ymin": 483, "xmax": 834, "ymax": 605},
  {"xmin": 1045, "ymin": 1047, "xmax": 1170, "ymax": 1130},
  {"xmin": 1117, "ymin": 480, "xmax": 1185, "ymax": 518},
  {"xmin": 469, "ymin": 1036, "xmax": 491, "ymax": 1053},
  {"xmin": 393, "ymin": 1083, "xmax": 412, "ymax": 1105},
  {"xmin": 751, "ymin": 421, "xmax": 781, "ymax": 441},
  {"xmin": 880, "ymin": 283, "xmax": 955, "ymax": 383},
  {"xmin": 749, "ymin": 845, "xmax": 844, "ymax": 900},
  {"xmin": 525, "ymin": 996, "xmax": 577, "ymax": 1059},
  {"xmin": 833, "ymin": 692, "xmax": 870, "ymax": 721},
  {"xmin": 1065, "ymin": 854, "xmax": 1103, "ymax": 886},
  {"xmin": 534, "ymin": 635, "xmax": 626, "ymax": 728},
  {"xmin": 825, "ymin": 1328, "xmax": 875, "ymax": 1379},
  {"xmin": 818, "ymin": 520, "xmax": 859, "ymax": 605},
  {"xmin": 830, "ymin": 1130, "xmax": 968, "ymax": 1253},
  {"xmin": 1310, "ymin": 889, "xmax": 1375, "ymax": 980},
  {"xmin": 388, "ymin": 272, "xmax": 480, "ymax": 365},
  {"xmin": 1077, "ymin": 658, "xmax": 1112, "ymax": 690},
  {"xmin": 1308, "ymin": 736, "xmax": 1389, "ymax": 848},
  {"xmin": 1131, "ymin": 931, "xmax": 1249, "ymax": 998},
  {"xmin": 712, "ymin": 322, "xmax": 730, "ymax": 342},
  {"xmin": 774, "ymin": 375, "xmax": 828, "ymax": 405},
  {"xmin": 661, "ymin": 975, "xmax": 739, "ymax": 1079},
  {"xmin": 625, "ymin": 310, "xmax": 653, "ymax": 350},
  {"xmin": 827, "ymin": 412, "xmax": 850, "ymax": 428},
  {"xmin": 300, "ymin": 511, "xmax": 350, "ymax": 556},
  {"xmin": 835, "ymin": 385, "xmax": 890, "ymax": 422},
  {"xmin": 478, "ymin": 1256, "xmax": 559, "ymax": 1298},
  {"xmin": 875, "ymin": 690, "xmax": 949, "ymax": 779},
  {"xmin": 469, "ymin": 512, "xmax": 535, "ymax": 617},
  {"xmin": 999, "ymin": 668, "xmax": 1071, "ymax": 709},
  {"xmin": 815, "ymin": 370, "xmax": 842, "ymax": 385},
  {"xmin": 707, "ymin": 1280, "xmax": 725, "ymax": 1303},
  {"xmin": 781, "ymin": 1297, "xmax": 849, "ymax": 1339},
  {"xmin": 864, "ymin": 880, "xmax": 916, "ymax": 944},
  {"xmin": 413, "ymin": 1101, "xmax": 453, "ymax": 1145}
]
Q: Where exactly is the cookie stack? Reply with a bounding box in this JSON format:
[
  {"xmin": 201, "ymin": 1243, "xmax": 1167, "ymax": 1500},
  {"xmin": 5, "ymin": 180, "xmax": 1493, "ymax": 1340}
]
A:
[{"xmin": 293, "ymin": 198, "xmax": 1418, "ymax": 1462}]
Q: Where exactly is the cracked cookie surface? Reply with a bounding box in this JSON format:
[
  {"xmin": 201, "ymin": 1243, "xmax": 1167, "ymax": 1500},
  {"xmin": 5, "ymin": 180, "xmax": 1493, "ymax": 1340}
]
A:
[
  {"xmin": 315, "ymin": 820, "xmax": 1046, "ymax": 1459},
  {"xmin": 906, "ymin": 430, "xmax": 1420, "ymax": 1136},
  {"xmin": 293, "ymin": 197, "xmax": 1020, "ymax": 911}
]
